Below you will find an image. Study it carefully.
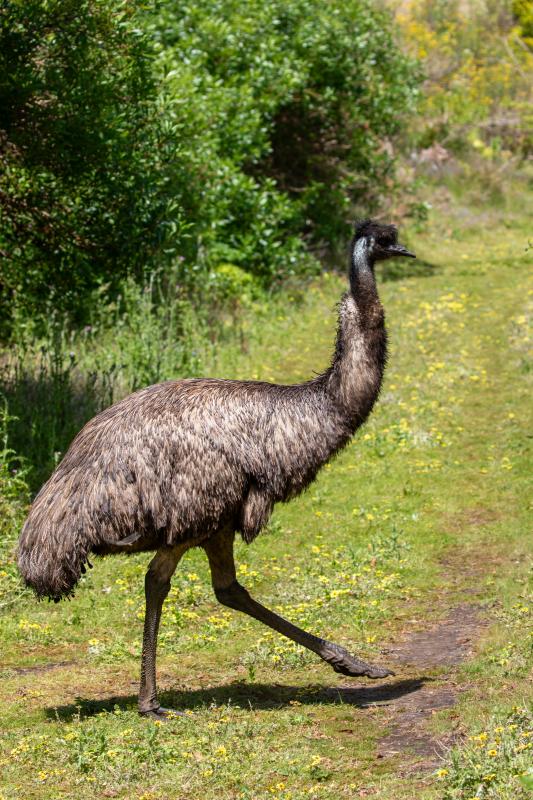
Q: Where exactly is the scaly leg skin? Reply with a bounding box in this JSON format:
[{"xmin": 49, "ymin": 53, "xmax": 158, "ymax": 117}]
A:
[
  {"xmin": 203, "ymin": 530, "xmax": 394, "ymax": 680},
  {"xmin": 139, "ymin": 544, "xmax": 189, "ymax": 720},
  {"xmin": 319, "ymin": 642, "xmax": 392, "ymax": 678}
]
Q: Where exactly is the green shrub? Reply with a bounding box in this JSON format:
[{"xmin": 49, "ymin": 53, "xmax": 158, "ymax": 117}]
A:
[
  {"xmin": 0, "ymin": 0, "xmax": 184, "ymax": 333},
  {"xmin": 513, "ymin": 0, "xmax": 533, "ymax": 45},
  {"xmin": 151, "ymin": 0, "xmax": 421, "ymax": 251},
  {"xmin": 0, "ymin": 0, "xmax": 420, "ymax": 335}
]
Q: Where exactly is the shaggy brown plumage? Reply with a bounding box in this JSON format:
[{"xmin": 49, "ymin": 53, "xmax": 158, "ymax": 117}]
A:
[{"xmin": 18, "ymin": 220, "xmax": 415, "ymax": 717}]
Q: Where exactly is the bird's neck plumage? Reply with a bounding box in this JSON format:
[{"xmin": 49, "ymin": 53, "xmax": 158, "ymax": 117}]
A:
[{"xmin": 324, "ymin": 238, "xmax": 387, "ymax": 429}]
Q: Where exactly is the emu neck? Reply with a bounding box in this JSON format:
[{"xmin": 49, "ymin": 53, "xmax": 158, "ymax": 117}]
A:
[{"xmin": 326, "ymin": 241, "xmax": 387, "ymax": 428}]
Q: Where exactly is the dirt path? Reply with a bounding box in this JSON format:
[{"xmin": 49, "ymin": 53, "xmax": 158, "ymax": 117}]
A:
[
  {"xmin": 325, "ymin": 602, "xmax": 487, "ymax": 772},
  {"xmin": 376, "ymin": 603, "xmax": 487, "ymax": 766},
  {"xmin": 350, "ymin": 523, "xmax": 506, "ymax": 769}
]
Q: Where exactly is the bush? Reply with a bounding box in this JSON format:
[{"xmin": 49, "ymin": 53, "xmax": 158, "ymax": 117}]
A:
[
  {"xmin": 0, "ymin": 0, "xmax": 183, "ymax": 333},
  {"xmin": 0, "ymin": 0, "xmax": 420, "ymax": 335},
  {"xmin": 151, "ymin": 0, "xmax": 421, "ymax": 254}
]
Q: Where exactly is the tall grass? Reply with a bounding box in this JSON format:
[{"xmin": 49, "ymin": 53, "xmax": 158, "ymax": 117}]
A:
[
  {"xmin": 0, "ymin": 271, "xmax": 208, "ymax": 491},
  {"xmin": 0, "ymin": 401, "xmax": 30, "ymax": 605}
]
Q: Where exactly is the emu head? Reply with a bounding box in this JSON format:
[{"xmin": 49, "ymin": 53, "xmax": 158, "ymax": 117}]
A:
[{"xmin": 353, "ymin": 219, "xmax": 416, "ymax": 263}]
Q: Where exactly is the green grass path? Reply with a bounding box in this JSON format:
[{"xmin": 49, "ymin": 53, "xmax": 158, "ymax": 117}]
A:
[{"xmin": 0, "ymin": 213, "xmax": 531, "ymax": 799}]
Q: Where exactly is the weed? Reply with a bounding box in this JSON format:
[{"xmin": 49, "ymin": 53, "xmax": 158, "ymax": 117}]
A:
[{"xmin": 437, "ymin": 705, "xmax": 533, "ymax": 800}]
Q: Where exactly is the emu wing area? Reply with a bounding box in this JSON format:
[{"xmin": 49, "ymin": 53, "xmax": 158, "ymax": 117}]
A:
[{"xmin": 31, "ymin": 378, "xmax": 338, "ymax": 550}]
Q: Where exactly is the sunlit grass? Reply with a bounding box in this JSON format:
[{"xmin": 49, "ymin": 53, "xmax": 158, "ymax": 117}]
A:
[{"xmin": 0, "ymin": 202, "xmax": 532, "ymax": 798}]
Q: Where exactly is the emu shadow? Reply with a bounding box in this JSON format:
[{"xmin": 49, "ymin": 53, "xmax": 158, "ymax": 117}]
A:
[{"xmin": 46, "ymin": 678, "xmax": 428, "ymax": 722}]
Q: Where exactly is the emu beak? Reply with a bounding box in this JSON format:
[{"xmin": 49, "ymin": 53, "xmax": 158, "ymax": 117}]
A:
[{"xmin": 387, "ymin": 243, "xmax": 416, "ymax": 258}]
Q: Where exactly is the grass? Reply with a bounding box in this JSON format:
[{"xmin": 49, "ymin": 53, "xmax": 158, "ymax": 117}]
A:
[
  {"xmin": 437, "ymin": 705, "xmax": 533, "ymax": 798},
  {"xmin": 0, "ymin": 193, "xmax": 532, "ymax": 799}
]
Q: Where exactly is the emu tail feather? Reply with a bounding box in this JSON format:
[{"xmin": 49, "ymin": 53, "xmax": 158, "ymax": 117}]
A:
[{"xmin": 17, "ymin": 515, "xmax": 93, "ymax": 602}]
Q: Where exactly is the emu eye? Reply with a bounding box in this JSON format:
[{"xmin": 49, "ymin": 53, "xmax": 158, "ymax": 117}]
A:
[{"xmin": 377, "ymin": 232, "xmax": 396, "ymax": 248}]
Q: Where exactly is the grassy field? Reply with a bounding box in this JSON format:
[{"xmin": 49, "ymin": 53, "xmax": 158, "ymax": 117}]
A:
[{"xmin": 0, "ymin": 200, "xmax": 531, "ymax": 799}]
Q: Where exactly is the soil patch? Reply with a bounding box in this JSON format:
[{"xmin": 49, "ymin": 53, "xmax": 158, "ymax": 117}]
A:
[
  {"xmin": 370, "ymin": 604, "xmax": 487, "ymax": 768},
  {"xmin": 385, "ymin": 604, "xmax": 483, "ymax": 668},
  {"xmin": 445, "ymin": 506, "xmax": 501, "ymax": 532},
  {"xmin": 377, "ymin": 685, "xmax": 457, "ymax": 761}
]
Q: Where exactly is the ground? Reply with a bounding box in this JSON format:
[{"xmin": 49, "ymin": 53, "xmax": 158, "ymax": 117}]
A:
[{"xmin": 0, "ymin": 203, "xmax": 531, "ymax": 799}]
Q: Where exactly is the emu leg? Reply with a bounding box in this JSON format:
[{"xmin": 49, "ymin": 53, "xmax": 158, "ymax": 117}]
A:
[
  {"xmin": 139, "ymin": 544, "xmax": 188, "ymax": 719},
  {"xmin": 203, "ymin": 530, "xmax": 393, "ymax": 679}
]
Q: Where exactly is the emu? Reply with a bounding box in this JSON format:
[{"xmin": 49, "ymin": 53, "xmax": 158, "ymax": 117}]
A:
[{"xmin": 18, "ymin": 220, "xmax": 415, "ymax": 719}]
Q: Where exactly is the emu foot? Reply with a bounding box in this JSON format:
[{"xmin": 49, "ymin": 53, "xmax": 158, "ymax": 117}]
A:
[
  {"xmin": 139, "ymin": 706, "xmax": 186, "ymax": 721},
  {"xmin": 322, "ymin": 644, "xmax": 394, "ymax": 679}
]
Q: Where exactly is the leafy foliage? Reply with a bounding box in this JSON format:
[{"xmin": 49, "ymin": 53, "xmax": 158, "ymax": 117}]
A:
[
  {"xmin": 513, "ymin": 0, "xmax": 533, "ymax": 45},
  {"xmin": 0, "ymin": 0, "xmax": 181, "ymax": 332},
  {"xmin": 150, "ymin": 0, "xmax": 420, "ymax": 250},
  {"xmin": 0, "ymin": 0, "xmax": 419, "ymax": 335}
]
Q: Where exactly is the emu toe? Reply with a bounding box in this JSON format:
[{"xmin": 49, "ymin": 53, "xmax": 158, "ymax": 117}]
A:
[
  {"xmin": 323, "ymin": 644, "xmax": 394, "ymax": 679},
  {"xmin": 332, "ymin": 659, "xmax": 394, "ymax": 679},
  {"xmin": 140, "ymin": 706, "xmax": 187, "ymax": 721}
]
